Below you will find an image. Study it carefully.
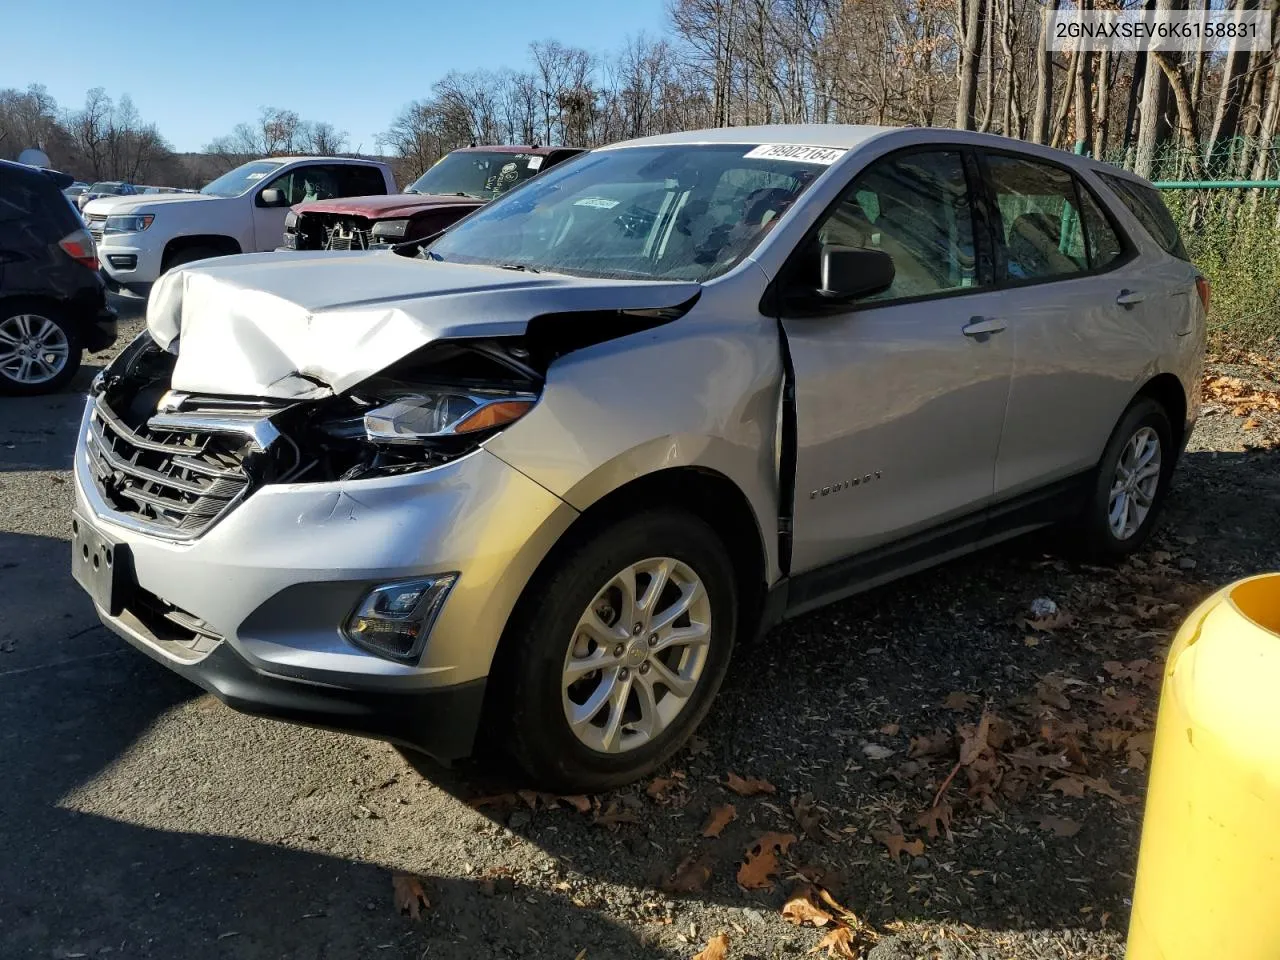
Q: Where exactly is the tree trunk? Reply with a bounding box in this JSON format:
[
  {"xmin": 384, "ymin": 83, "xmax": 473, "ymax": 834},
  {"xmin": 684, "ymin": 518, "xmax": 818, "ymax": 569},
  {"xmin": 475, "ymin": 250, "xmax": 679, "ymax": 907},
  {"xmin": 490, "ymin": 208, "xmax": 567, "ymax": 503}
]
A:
[
  {"xmin": 1095, "ymin": 51, "xmax": 1111, "ymax": 158},
  {"xmin": 955, "ymin": 0, "xmax": 986, "ymax": 129},
  {"xmin": 1251, "ymin": 61, "xmax": 1280, "ymax": 180},
  {"xmin": 978, "ymin": 1, "xmax": 996, "ymax": 132},
  {"xmin": 1206, "ymin": 0, "xmax": 1258, "ymax": 171},
  {"xmin": 1074, "ymin": 26, "xmax": 1094, "ymax": 153},
  {"xmin": 1051, "ymin": 47, "xmax": 1079, "ymax": 149},
  {"xmin": 1134, "ymin": 0, "xmax": 1173, "ymax": 179},
  {"xmin": 1031, "ymin": 0, "xmax": 1061, "ymax": 143},
  {"xmin": 1152, "ymin": 52, "xmax": 1204, "ymax": 179}
]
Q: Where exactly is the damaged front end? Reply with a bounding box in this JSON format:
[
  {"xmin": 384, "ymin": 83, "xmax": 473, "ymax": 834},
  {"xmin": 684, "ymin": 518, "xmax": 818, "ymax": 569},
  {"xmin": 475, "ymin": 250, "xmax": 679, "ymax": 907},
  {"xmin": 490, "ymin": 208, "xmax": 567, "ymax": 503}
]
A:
[{"xmin": 86, "ymin": 331, "xmax": 546, "ymax": 538}]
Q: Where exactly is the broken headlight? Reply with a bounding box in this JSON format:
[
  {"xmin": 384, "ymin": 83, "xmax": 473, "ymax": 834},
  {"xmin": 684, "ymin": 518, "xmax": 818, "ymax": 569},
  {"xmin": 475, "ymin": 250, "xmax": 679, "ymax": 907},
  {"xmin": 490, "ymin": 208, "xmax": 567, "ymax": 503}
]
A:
[{"xmin": 363, "ymin": 390, "xmax": 536, "ymax": 443}]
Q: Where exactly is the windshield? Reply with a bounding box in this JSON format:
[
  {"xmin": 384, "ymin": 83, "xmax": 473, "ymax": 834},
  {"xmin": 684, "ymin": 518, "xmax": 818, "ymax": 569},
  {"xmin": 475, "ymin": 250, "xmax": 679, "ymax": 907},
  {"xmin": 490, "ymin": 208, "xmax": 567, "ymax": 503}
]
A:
[
  {"xmin": 89, "ymin": 182, "xmax": 124, "ymax": 194},
  {"xmin": 200, "ymin": 160, "xmax": 285, "ymax": 198},
  {"xmin": 405, "ymin": 150, "xmax": 547, "ymax": 200},
  {"xmin": 426, "ymin": 144, "xmax": 831, "ymax": 282}
]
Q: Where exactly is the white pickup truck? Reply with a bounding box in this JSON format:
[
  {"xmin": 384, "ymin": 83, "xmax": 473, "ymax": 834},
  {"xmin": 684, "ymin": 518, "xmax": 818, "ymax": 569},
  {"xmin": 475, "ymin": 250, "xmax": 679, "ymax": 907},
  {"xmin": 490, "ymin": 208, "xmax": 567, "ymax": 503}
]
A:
[{"xmin": 82, "ymin": 156, "xmax": 395, "ymax": 296}]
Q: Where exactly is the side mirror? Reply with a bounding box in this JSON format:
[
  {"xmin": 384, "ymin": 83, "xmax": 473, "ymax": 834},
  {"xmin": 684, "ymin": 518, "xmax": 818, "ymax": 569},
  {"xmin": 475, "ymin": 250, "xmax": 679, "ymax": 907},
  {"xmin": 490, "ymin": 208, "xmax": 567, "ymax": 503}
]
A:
[
  {"xmin": 257, "ymin": 188, "xmax": 288, "ymax": 208},
  {"xmin": 820, "ymin": 245, "xmax": 895, "ymax": 301}
]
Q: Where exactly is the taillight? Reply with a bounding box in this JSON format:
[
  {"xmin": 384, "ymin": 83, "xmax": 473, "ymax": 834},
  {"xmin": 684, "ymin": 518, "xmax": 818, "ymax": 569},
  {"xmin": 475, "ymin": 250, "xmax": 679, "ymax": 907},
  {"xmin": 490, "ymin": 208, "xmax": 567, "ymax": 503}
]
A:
[
  {"xmin": 1195, "ymin": 276, "xmax": 1211, "ymax": 314},
  {"xmin": 58, "ymin": 228, "xmax": 98, "ymax": 271}
]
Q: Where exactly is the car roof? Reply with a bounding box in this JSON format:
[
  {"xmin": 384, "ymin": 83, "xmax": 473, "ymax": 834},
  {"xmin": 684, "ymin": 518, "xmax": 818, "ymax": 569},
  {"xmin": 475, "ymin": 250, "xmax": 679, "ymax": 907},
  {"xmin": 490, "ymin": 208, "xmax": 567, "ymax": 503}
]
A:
[
  {"xmin": 601, "ymin": 124, "xmax": 898, "ymax": 151},
  {"xmin": 263, "ymin": 155, "xmax": 388, "ymax": 164},
  {"xmin": 450, "ymin": 145, "xmax": 583, "ymax": 156}
]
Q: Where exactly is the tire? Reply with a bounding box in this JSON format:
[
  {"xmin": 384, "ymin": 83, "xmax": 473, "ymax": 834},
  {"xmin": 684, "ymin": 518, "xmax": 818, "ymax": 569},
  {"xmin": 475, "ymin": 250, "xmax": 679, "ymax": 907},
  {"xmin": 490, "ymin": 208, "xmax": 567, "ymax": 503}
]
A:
[
  {"xmin": 162, "ymin": 245, "xmax": 223, "ymax": 273},
  {"xmin": 0, "ymin": 303, "xmax": 82, "ymax": 396},
  {"xmin": 1077, "ymin": 396, "xmax": 1174, "ymax": 560},
  {"xmin": 493, "ymin": 509, "xmax": 739, "ymax": 792}
]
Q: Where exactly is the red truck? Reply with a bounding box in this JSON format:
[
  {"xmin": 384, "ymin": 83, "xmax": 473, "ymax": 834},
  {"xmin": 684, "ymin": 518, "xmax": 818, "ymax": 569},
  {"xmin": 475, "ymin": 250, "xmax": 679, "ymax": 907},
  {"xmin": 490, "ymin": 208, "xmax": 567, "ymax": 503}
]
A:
[{"xmin": 282, "ymin": 144, "xmax": 583, "ymax": 251}]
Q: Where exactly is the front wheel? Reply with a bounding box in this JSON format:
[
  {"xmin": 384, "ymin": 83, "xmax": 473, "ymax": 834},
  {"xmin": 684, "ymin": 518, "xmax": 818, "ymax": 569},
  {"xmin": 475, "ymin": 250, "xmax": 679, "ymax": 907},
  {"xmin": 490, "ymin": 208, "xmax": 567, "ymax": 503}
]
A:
[
  {"xmin": 495, "ymin": 510, "xmax": 738, "ymax": 792},
  {"xmin": 1078, "ymin": 397, "xmax": 1174, "ymax": 559}
]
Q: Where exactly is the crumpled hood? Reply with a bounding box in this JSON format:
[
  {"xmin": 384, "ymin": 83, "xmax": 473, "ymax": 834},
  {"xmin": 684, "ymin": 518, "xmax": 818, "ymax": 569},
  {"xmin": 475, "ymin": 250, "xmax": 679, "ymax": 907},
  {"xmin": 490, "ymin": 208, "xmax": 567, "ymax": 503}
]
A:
[
  {"xmin": 291, "ymin": 193, "xmax": 483, "ymax": 219},
  {"xmin": 147, "ymin": 251, "xmax": 700, "ymax": 399}
]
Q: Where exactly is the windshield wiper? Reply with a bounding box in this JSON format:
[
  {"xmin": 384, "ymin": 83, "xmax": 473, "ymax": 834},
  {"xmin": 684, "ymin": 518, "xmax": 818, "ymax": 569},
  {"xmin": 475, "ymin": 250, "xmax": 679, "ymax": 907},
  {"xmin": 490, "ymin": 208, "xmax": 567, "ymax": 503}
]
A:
[{"xmin": 498, "ymin": 263, "xmax": 540, "ymax": 273}]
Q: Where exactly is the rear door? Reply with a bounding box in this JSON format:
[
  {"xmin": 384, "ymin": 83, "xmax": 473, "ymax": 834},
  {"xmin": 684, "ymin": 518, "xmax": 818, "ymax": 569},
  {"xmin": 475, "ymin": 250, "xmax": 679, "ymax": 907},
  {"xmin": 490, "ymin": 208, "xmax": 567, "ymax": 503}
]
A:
[
  {"xmin": 781, "ymin": 148, "xmax": 1014, "ymax": 573},
  {"xmin": 977, "ymin": 150, "xmax": 1178, "ymax": 498}
]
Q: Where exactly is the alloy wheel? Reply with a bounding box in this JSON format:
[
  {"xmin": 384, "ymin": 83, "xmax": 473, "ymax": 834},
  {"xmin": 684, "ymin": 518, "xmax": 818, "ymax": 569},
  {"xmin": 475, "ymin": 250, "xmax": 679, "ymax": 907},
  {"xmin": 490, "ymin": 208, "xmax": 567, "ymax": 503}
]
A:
[
  {"xmin": 0, "ymin": 314, "xmax": 70, "ymax": 386},
  {"xmin": 1108, "ymin": 425, "xmax": 1162, "ymax": 540},
  {"xmin": 561, "ymin": 557, "xmax": 712, "ymax": 754}
]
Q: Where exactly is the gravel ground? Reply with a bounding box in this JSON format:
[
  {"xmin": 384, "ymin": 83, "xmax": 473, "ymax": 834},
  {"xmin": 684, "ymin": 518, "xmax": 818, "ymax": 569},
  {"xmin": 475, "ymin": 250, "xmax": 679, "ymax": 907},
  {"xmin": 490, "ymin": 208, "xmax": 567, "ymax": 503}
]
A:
[{"xmin": 2, "ymin": 306, "xmax": 1278, "ymax": 960}]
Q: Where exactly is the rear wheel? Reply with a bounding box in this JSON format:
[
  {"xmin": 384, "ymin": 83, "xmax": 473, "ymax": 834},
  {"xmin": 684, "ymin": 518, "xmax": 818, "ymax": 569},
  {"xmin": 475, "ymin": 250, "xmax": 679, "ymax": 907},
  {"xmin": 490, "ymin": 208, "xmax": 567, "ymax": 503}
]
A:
[
  {"xmin": 495, "ymin": 510, "xmax": 738, "ymax": 792},
  {"xmin": 1078, "ymin": 397, "xmax": 1174, "ymax": 559},
  {"xmin": 0, "ymin": 305, "xmax": 81, "ymax": 395}
]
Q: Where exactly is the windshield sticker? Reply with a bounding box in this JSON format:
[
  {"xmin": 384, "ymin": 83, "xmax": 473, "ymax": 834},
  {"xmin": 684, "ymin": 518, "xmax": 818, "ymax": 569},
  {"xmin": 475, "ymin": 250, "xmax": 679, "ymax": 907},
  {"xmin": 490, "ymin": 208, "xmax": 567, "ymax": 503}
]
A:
[
  {"xmin": 527, "ymin": 156, "xmax": 544, "ymax": 170},
  {"xmin": 573, "ymin": 197, "xmax": 620, "ymax": 209},
  {"xmin": 744, "ymin": 143, "xmax": 846, "ymax": 165},
  {"xmin": 244, "ymin": 172, "xmax": 268, "ymax": 181}
]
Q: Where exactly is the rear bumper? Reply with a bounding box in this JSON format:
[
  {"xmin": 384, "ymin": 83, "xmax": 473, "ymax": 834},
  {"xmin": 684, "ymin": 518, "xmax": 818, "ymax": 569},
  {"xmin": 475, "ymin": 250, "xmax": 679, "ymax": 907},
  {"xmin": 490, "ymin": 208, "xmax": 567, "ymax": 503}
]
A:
[
  {"xmin": 81, "ymin": 305, "xmax": 118, "ymax": 352},
  {"xmin": 97, "ymin": 602, "xmax": 487, "ymax": 759}
]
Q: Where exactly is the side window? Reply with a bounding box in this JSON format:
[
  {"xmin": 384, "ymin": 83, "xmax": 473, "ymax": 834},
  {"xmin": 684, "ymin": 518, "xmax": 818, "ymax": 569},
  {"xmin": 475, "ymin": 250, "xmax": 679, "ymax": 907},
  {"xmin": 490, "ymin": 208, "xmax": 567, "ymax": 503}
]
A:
[
  {"xmin": 814, "ymin": 150, "xmax": 978, "ymax": 301},
  {"xmin": 1078, "ymin": 185, "xmax": 1123, "ymax": 270},
  {"xmin": 986, "ymin": 154, "xmax": 1087, "ymax": 281},
  {"xmin": 262, "ymin": 170, "xmax": 301, "ymax": 204},
  {"xmin": 1099, "ymin": 173, "xmax": 1189, "ymax": 260},
  {"xmin": 337, "ymin": 165, "xmax": 387, "ymax": 197}
]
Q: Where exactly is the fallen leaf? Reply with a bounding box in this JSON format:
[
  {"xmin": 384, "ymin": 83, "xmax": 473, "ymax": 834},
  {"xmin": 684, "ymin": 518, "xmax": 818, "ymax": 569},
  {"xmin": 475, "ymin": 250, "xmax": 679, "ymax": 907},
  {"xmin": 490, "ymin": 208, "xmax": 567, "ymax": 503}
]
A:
[
  {"xmin": 809, "ymin": 923, "xmax": 858, "ymax": 957},
  {"xmin": 1049, "ymin": 776, "xmax": 1086, "ymax": 798},
  {"xmin": 560, "ymin": 794, "xmax": 592, "ymax": 814},
  {"xmin": 781, "ymin": 884, "xmax": 834, "ymax": 927},
  {"xmin": 666, "ymin": 850, "xmax": 715, "ymax": 893},
  {"xmin": 816, "ymin": 888, "xmax": 865, "ymax": 929},
  {"xmin": 1244, "ymin": 417, "xmax": 1261, "ymax": 431},
  {"xmin": 692, "ymin": 933, "xmax": 730, "ymax": 960},
  {"xmin": 468, "ymin": 793, "xmax": 518, "ymax": 810},
  {"xmin": 1080, "ymin": 776, "xmax": 1139, "ymax": 805},
  {"xmin": 958, "ymin": 710, "xmax": 993, "ymax": 766},
  {"xmin": 942, "ymin": 691, "xmax": 977, "ymax": 711},
  {"xmin": 647, "ymin": 777, "xmax": 678, "ymax": 801},
  {"xmin": 873, "ymin": 830, "xmax": 925, "ymax": 862},
  {"xmin": 517, "ymin": 789, "xmax": 541, "ymax": 810},
  {"xmin": 878, "ymin": 722, "xmax": 900, "ymax": 736},
  {"xmin": 861, "ymin": 743, "xmax": 895, "ymax": 761},
  {"xmin": 915, "ymin": 802, "xmax": 952, "ymax": 840},
  {"xmin": 702, "ymin": 803, "xmax": 737, "ymax": 838},
  {"xmin": 726, "ymin": 772, "xmax": 776, "ymax": 796},
  {"xmin": 792, "ymin": 793, "xmax": 826, "ymax": 841},
  {"xmin": 1036, "ymin": 816, "xmax": 1082, "ymax": 837},
  {"xmin": 391, "ymin": 873, "xmax": 429, "ymax": 920},
  {"xmin": 909, "ymin": 730, "xmax": 953, "ymax": 757},
  {"xmin": 737, "ymin": 832, "xmax": 796, "ymax": 890},
  {"xmin": 594, "ymin": 799, "xmax": 641, "ymax": 828},
  {"xmin": 1093, "ymin": 727, "xmax": 1131, "ymax": 752}
]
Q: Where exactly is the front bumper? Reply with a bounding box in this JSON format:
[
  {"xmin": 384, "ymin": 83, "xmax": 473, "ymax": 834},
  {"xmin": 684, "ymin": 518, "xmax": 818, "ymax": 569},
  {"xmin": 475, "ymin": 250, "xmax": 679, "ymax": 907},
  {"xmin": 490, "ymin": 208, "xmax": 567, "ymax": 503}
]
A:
[
  {"xmin": 72, "ymin": 399, "xmax": 578, "ymax": 757},
  {"xmin": 98, "ymin": 232, "xmax": 164, "ymax": 289}
]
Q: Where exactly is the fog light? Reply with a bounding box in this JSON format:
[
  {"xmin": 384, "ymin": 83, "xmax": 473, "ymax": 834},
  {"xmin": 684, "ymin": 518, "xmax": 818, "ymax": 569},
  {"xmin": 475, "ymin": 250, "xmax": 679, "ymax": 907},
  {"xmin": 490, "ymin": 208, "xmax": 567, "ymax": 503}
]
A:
[{"xmin": 343, "ymin": 574, "xmax": 457, "ymax": 662}]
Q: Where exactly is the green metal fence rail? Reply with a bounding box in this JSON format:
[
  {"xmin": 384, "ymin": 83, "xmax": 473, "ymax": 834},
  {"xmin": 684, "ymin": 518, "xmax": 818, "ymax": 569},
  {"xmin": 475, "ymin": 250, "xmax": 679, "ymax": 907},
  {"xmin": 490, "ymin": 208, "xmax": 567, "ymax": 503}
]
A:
[{"xmin": 1154, "ymin": 180, "xmax": 1280, "ymax": 189}]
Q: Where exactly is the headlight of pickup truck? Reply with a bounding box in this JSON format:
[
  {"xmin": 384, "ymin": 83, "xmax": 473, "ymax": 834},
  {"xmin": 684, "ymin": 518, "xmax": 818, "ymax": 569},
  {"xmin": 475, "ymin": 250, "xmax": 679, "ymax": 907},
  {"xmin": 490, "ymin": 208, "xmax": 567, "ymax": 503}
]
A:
[
  {"xmin": 371, "ymin": 219, "xmax": 410, "ymax": 240},
  {"xmin": 103, "ymin": 214, "xmax": 154, "ymax": 234}
]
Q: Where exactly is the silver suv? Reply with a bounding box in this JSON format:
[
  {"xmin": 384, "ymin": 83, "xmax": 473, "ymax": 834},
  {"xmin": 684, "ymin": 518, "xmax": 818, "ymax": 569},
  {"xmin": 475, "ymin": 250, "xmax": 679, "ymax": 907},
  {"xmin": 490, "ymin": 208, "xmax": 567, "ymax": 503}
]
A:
[{"xmin": 71, "ymin": 126, "xmax": 1205, "ymax": 790}]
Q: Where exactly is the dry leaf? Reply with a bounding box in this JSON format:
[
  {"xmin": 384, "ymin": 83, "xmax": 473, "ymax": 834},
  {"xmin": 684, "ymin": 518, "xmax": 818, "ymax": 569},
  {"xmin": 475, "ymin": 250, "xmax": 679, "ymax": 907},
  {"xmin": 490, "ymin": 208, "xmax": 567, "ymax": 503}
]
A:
[
  {"xmin": 666, "ymin": 850, "xmax": 715, "ymax": 894},
  {"xmin": 647, "ymin": 777, "xmax": 678, "ymax": 801},
  {"xmin": 692, "ymin": 933, "xmax": 730, "ymax": 960},
  {"xmin": 702, "ymin": 803, "xmax": 737, "ymax": 838},
  {"xmin": 861, "ymin": 743, "xmax": 895, "ymax": 760},
  {"xmin": 809, "ymin": 923, "xmax": 858, "ymax": 958},
  {"xmin": 792, "ymin": 793, "xmax": 826, "ymax": 841},
  {"xmin": 468, "ymin": 793, "xmax": 518, "ymax": 810},
  {"xmin": 781, "ymin": 884, "xmax": 834, "ymax": 927},
  {"xmin": 391, "ymin": 873, "xmax": 429, "ymax": 920},
  {"xmin": 879, "ymin": 722, "xmax": 901, "ymax": 735},
  {"xmin": 1049, "ymin": 776, "xmax": 1086, "ymax": 798},
  {"xmin": 560, "ymin": 794, "xmax": 592, "ymax": 814},
  {"xmin": 594, "ymin": 799, "xmax": 641, "ymax": 828},
  {"xmin": 737, "ymin": 832, "xmax": 796, "ymax": 890},
  {"xmin": 517, "ymin": 789, "xmax": 540, "ymax": 810},
  {"xmin": 915, "ymin": 802, "xmax": 952, "ymax": 840},
  {"xmin": 816, "ymin": 888, "xmax": 865, "ymax": 930},
  {"xmin": 873, "ymin": 830, "xmax": 925, "ymax": 862},
  {"xmin": 958, "ymin": 710, "xmax": 993, "ymax": 766},
  {"xmin": 909, "ymin": 730, "xmax": 953, "ymax": 757},
  {"xmin": 942, "ymin": 691, "xmax": 977, "ymax": 711},
  {"xmin": 726, "ymin": 772, "xmax": 776, "ymax": 796},
  {"xmin": 1244, "ymin": 417, "xmax": 1261, "ymax": 431},
  {"xmin": 1037, "ymin": 816, "xmax": 1082, "ymax": 837},
  {"xmin": 1080, "ymin": 776, "xmax": 1139, "ymax": 805}
]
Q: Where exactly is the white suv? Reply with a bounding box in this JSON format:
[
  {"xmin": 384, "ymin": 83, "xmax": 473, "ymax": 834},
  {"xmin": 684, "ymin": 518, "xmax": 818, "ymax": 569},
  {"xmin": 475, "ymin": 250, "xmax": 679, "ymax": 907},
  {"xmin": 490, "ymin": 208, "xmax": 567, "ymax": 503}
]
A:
[{"xmin": 83, "ymin": 157, "xmax": 395, "ymax": 296}]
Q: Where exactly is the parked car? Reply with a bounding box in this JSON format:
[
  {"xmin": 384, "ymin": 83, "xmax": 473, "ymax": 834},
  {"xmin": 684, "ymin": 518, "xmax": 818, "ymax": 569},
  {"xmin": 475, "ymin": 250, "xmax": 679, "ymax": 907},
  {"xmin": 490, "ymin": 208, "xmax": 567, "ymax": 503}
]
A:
[
  {"xmin": 70, "ymin": 126, "xmax": 1205, "ymax": 789},
  {"xmin": 0, "ymin": 160, "xmax": 116, "ymax": 395},
  {"xmin": 78, "ymin": 181, "xmax": 136, "ymax": 211},
  {"xmin": 63, "ymin": 182, "xmax": 89, "ymax": 203},
  {"xmin": 82, "ymin": 156, "xmax": 395, "ymax": 297},
  {"xmin": 283, "ymin": 145, "xmax": 582, "ymax": 251}
]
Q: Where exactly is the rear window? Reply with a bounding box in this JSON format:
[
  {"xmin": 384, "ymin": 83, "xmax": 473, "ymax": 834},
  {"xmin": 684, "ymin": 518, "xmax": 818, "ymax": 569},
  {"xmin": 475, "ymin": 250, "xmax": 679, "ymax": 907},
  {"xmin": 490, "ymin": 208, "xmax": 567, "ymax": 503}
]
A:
[{"xmin": 1098, "ymin": 173, "xmax": 1188, "ymax": 261}]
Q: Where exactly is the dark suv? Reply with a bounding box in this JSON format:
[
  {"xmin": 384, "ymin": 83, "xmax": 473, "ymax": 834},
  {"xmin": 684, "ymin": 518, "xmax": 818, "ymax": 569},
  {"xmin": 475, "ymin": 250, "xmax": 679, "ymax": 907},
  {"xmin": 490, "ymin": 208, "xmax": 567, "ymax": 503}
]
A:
[
  {"xmin": 0, "ymin": 160, "xmax": 116, "ymax": 395},
  {"xmin": 283, "ymin": 145, "xmax": 583, "ymax": 251}
]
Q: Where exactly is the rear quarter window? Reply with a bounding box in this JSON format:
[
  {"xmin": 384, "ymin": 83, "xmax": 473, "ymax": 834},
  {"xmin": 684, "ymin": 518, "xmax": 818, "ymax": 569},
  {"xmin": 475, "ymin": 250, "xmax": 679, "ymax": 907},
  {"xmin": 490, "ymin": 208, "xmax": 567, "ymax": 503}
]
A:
[
  {"xmin": 339, "ymin": 165, "xmax": 389, "ymax": 197},
  {"xmin": 1098, "ymin": 173, "xmax": 1189, "ymax": 261}
]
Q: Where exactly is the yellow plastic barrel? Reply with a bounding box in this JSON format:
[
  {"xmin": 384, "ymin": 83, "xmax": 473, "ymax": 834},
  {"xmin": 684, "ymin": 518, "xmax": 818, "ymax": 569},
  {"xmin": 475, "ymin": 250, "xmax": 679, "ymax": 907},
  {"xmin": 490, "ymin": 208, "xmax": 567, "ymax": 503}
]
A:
[{"xmin": 1127, "ymin": 573, "xmax": 1280, "ymax": 959}]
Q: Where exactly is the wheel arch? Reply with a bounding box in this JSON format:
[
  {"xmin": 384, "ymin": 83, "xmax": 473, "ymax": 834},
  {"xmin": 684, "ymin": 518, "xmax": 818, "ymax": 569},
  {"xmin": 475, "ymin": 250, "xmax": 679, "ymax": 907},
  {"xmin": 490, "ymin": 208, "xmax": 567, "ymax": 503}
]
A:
[
  {"xmin": 1134, "ymin": 371, "xmax": 1190, "ymax": 453},
  {"xmin": 162, "ymin": 234, "xmax": 242, "ymax": 268}
]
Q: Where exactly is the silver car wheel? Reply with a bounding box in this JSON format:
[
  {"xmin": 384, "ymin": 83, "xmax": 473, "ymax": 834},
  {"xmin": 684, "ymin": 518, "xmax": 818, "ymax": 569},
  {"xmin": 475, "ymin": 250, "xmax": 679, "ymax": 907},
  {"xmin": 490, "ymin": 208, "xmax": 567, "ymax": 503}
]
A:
[
  {"xmin": 561, "ymin": 556, "xmax": 712, "ymax": 754},
  {"xmin": 0, "ymin": 314, "xmax": 70, "ymax": 385},
  {"xmin": 1108, "ymin": 425, "xmax": 1162, "ymax": 540}
]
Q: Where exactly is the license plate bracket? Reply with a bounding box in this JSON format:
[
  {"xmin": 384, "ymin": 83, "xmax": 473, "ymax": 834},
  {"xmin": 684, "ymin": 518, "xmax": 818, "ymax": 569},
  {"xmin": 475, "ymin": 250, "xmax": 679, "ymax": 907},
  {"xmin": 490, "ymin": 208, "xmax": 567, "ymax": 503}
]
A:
[{"xmin": 71, "ymin": 512, "xmax": 131, "ymax": 615}]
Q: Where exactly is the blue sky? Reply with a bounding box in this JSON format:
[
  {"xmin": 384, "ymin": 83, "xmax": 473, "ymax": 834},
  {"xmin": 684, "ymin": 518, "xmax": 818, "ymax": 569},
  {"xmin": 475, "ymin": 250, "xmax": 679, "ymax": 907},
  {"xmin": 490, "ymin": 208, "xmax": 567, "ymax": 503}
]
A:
[{"xmin": 0, "ymin": 0, "xmax": 669, "ymax": 153}]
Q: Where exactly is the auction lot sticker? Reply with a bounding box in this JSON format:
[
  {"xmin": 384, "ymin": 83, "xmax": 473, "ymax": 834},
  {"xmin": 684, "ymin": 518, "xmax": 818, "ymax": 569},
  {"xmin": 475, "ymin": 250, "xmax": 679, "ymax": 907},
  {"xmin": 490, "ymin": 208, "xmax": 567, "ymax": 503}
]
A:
[{"xmin": 744, "ymin": 144, "xmax": 846, "ymax": 165}]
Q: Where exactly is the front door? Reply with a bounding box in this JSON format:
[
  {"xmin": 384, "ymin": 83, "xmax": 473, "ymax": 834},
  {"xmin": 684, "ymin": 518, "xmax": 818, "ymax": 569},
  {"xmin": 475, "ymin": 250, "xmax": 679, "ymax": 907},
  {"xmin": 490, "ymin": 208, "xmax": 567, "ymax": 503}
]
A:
[{"xmin": 780, "ymin": 149, "xmax": 1014, "ymax": 574}]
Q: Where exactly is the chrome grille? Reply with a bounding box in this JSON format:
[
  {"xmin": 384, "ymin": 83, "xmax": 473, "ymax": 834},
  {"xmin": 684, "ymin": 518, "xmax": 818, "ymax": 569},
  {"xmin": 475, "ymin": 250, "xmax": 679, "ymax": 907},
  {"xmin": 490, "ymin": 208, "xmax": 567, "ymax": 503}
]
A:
[
  {"xmin": 85, "ymin": 213, "xmax": 107, "ymax": 242},
  {"xmin": 84, "ymin": 400, "xmax": 260, "ymax": 537}
]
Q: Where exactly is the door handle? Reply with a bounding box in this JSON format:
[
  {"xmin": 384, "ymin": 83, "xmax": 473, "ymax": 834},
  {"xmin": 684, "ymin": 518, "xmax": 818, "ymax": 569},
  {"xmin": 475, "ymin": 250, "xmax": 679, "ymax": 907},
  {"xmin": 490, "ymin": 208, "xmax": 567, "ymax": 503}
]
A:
[
  {"xmin": 962, "ymin": 316, "xmax": 1006, "ymax": 337},
  {"xmin": 1116, "ymin": 289, "xmax": 1146, "ymax": 307}
]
